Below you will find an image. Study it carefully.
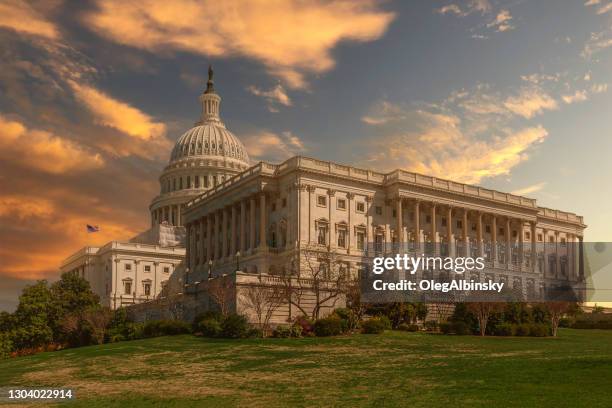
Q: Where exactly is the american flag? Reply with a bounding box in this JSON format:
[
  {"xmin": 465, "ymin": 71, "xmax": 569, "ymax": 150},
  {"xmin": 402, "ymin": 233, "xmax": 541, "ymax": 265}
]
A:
[{"xmin": 86, "ymin": 224, "xmax": 100, "ymax": 233}]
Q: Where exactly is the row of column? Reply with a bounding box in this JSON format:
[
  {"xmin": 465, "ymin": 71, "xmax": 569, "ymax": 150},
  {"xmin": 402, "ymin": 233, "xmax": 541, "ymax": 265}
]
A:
[
  {"xmin": 393, "ymin": 197, "xmax": 582, "ymax": 276},
  {"xmin": 152, "ymin": 204, "xmax": 183, "ymax": 226},
  {"xmin": 185, "ymin": 193, "xmax": 269, "ymax": 270}
]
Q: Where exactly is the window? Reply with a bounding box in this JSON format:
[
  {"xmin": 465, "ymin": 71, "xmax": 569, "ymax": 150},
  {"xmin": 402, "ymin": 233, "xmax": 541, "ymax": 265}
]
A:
[
  {"xmin": 317, "ymin": 222, "xmax": 328, "ymax": 245},
  {"xmin": 513, "ymin": 231, "xmax": 518, "ymax": 238},
  {"xmin": 538, "ymin": 233, "xmax": 543, "ymax": 242},
  {"xmin": 456, "ymin": 220, "xmax": 462, "ymax": 229},
  {"xmin": 561, "ymin": 238, "xmax": 567, "ymax": 246},
  {"xmin": 499, "ymin": 228, "xmax": 505, "ymax": 235},
  {"xmin": 125, "ymin": 263, "xmax": 132, "ymax": 271},
  {"xmin": 337, "ymin": 228, "xmax": 347, "ymax": 248},
  {"xmin": 187, "ymin": 176, "xmax": 191, "ymax": 188},
  {"xmin": 271, "ymin": 203, "xmax": 277, "ymax": 212},
  {"xmin": 123, "ymin": 280, "xmax": 132, "ymax": 295},
  {"xmin": 472, "ymin": 223, "xmax": 477, "ymax": 231},
  {"xmin": 392, "ymin": 209, "xmax": 397, "ymax": 218},
  {"xmin": 374, "ymin": 234, "xmax": 384, "ymax": 253},
  {"xmin": 356, "ymin": 202, "xmax": 365, "ymax": 213},
  {"xmin": 356, "ymin": 231, "xmax": 365, "ymax": 250},
  {"xmin": 179, "ymin": 178, "xmax": 183, "ymax": 189},
  {"xmin": 144, "ymin": 265, "xmax": 151, "ymax": 272},
  {"xmin": 441, "ymin": 218, "xmax": 447, "ymax": 227},
  {"xmin": 549, "ymin": 236, "xmax": 554, "ymax": 243},
  {"xmin": 337, "ymin": 199, "xmax": 346, "ymax": 210},
  {"xmin": 375, "ymin": 206, "xmax": 382, "ymax": 215},
  {"xmin": 143, "ymin": 281, "xmax": 151, "ymax": 296},
  {"xmin": 485, "ymin": 225, "xmax": 491, "ymax": 233},
  {"xmin": 525, "ymin": 232, "xmax": 531, "ymax": 240},
  {"xmin": 282, "ymin": 198, "xmax": 287, "ymax": 208},
  {"xmin": 317, "ymin": 195, "xmax": 327, "ymax": 207},
  {"xmin": 163, "ymin": 267, "xmax": 170, "ymax": 273},
  {"xmin": 426, "ymin": 215, "xmax": 431, "ymax": 224}
]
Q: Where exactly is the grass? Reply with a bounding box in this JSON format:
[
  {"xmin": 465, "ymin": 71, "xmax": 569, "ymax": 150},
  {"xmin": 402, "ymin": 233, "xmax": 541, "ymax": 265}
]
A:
[{"xmin": 0, "ymin": 329, "xmax": 611, "ymax": 407}]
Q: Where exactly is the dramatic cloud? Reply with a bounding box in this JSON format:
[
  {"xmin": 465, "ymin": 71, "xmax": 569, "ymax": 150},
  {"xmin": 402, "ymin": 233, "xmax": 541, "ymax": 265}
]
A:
[
  {"xmin": 562, "ymin": 90, "xmax": 589, "ymax": 104},
  {"xmin": 436, "ymin": 0, "xmax": 491, "ymax": 17},
  {"xmin": 361, "ymin": 100, "xmax": 409, "ymax": 125},
  {"xmin": 582, "ymin": 29, "xmax": 612, "ymax": 57},
  {"xmin": 487, "ymin": 10, "xmax": 514, "ymax": 32},
  {"xmin": 82, "ymin": 0, "xmax": 395, "ymax": 89},
  {"xmin": 69, "ymin": 81, "xmax": 166, "ymax": 141},
  {"xmin": 511, "ymin": 182, "xmax": 547, "ymax": 197},
  {"xmin": 242, "ymin": 130, "xmax": 306, "ymax": 162},
  {"xmin": 0, "ymin": 114, "xmax": 105, "ymax": 174},
  {"xmin": 585, "ymin": 0, "xmax": 612, "ymax": 14},
  {"xmin": 503, "ymin": 87, "xmax": 558, "ymax": 118},
  {"xmin": 364, "ymin": 109, "xmax": 548, "ymax": 184},
  {"xmin": 0, "ymin": 0, "xmax": 60, "ymax": 39},
  {"xmin": 247, "ymin": 84, "xmax": 292, "ymax": 112}
]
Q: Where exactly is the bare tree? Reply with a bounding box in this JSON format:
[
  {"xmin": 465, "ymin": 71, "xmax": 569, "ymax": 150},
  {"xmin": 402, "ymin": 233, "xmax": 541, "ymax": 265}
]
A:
[
  {"xmin": 544, "ymin": 301, "xmax": 571, "ymax": 337},
  {"xmin": 280, "ymin": 245, "xmax": 351, "ymax": 320},
  {"xmin": 466, "ymin": 302, "xmax": 504, "ymax": 336},
  {"xmin": 240, "ymin": 277, "xmax": 284, "ymax": 336},
  {"xmin": 81, "ymin": 308, "xmax": 112, "ymax": 344},
  {"xmin": 206, "ymin": 275, "xmax": 235, "ymax": 316}
]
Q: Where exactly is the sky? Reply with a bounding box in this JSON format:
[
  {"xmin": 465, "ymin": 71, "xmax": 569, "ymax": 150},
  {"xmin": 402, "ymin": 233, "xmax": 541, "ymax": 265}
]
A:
[{"xmin": 1, "ymin": 0, "xmax": 612, "ymax": 311}]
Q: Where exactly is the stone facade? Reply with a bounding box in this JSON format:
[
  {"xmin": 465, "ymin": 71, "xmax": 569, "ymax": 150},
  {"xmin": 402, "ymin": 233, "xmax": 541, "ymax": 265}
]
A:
[{"xmin": 181, "ymin": 156, "xmax": 586, "ymax": 309}]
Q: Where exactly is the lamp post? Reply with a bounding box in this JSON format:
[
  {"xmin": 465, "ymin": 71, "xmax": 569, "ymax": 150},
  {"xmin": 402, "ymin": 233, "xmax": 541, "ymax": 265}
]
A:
[{"xmin": 236, "ymin": 251, "xmax": 241, "ymax": 272}]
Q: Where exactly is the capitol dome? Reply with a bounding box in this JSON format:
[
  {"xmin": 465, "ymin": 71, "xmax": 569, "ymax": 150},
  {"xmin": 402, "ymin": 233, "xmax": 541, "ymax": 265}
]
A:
[
  {"xmin": 169, "ymin": 122, "xmax": 249, "ymax": 165},
  {"xmin": 149, "ymin": 66, "xmax": 251, "ymax": 227}
]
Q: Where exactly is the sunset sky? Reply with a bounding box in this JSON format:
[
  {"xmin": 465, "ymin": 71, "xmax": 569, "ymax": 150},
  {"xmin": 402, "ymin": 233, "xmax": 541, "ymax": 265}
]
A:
[{"xmin": 1, "ymin": 0, "xmax": 612, "ymax": 310}]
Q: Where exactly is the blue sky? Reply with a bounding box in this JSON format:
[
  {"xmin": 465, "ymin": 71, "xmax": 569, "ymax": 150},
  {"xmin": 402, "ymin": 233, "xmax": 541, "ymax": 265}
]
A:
[{"xmin": 1, "ymin": 0, "xmax": 611, "ymax": 309}]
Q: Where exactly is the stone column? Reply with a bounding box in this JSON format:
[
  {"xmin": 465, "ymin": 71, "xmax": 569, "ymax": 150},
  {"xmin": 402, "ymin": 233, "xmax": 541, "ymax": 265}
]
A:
[
  {"xmin": 491, "ymin": 214, "xmax": 497, "ymax": 265},
  {"xmin": 506, "ymin": 218, "xmax": 511, "ymax": 269},
  {"xmin": 177, "ymin": 204, "xmax": 181, "ymax": 226},
  {"xmin": 328, "ymin": 189, "xmax": 336, "ymax": 249},
  {"xmin": 206, "ymin": 214, "xmax": 212, "ymax": 262},
  {"xmin": 555, "ymin": 231, "xmax": 560, "ymax": 278},
  {"xmin": 199, "ymin": 217, "xmax": 205, "ymax": 266},
  {"xmin": 366, "ymin": 196, "xmax": 373, "ymax": 254},
  {"xmin": 250, "ymin": 197, "xmax": 256, "ymax": 250},
  {"xmin": 463, "ymin": 209, "xmax": 469, "ymax": 256},
  {"xmin": 414, "ymin": 200, "xmax": 421, "ymax": 253},
  {"xmin": 447, "ymin": 206, "xmax": 453, "ymax": 257},
  {"xmin": 396, "ymin": 197, "xmax": 403, "ymax": 251},
  {"xmin": 578, "ymin": 235, "xmax": 584, "ymax": 280},
  {"xmin": 240, "ymin": 200, "xmax": 246, "ymax": 252},
  {"xmin": 222, "ymin": 207, "xmax": 228, "ymax": 259},
  {"xmin": 542, "ymin": 228, "xmax": 548, "ymax": 276},
  {"xmin": 230, "ymin": 204, "xmax": 237, "ymax": 256},
  {"xmin": 531, "ymin": 221, "xmax": 537, "ymax": 273},
  {"xmin": 185, "ymin": 222, "xmax": 191, "ymax": 269},
  {"xmin": 519, "ymin": 220, "xmax": 524, "ymax": 272},
  {"xmin": 259, "ymin": 193, "xmax": 267, "ymax": 250},
  {"xmin": 347, "ymin": 193, "xmax": 354, "ymax": 253},
  {"xmin": 477, "ymin": 211, "xmax": 483, "ymax": 257}
]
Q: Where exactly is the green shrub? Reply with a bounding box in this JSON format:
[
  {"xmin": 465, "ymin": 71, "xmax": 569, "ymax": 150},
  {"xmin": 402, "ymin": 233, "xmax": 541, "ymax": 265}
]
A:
[
  {"xmin": 529, "ymin": 323, "xmax": 550, "ymax": 337},
  {"xmin": 291, "ymin": 324, "xmax": 303, "ymax": 338},
  {"xmin": 294, "ymin": 316, "xmax": 315, "ymax": 336},
  {"xmin": 493, "ymin": 322, "xmax": 515, "ymax": 336},
  {"xmin": 314, "ymin": 316, "xmax": 344, "ymax": 336},
  {"xmin": 143, "ymin": 319, "xmax": 191, "ymax": 338},
  {"xmin": 361, "ymin": 318, "xmax": 387, "ymax": 334},
  {"xmin": 0, "ymin": 332, "xmax": 14, "ymax": 359},
  {"xmin": 515, "ymin": 324, "xmax": 531, "ymax": 336},
  {"xmin": 272, "ymin": 325, "xmax": 292, "ymax": 338},
  {"xmin": 423, "ymin": 320, "xmax": 438, "ymax": 331},
  {"xmin": 452, "ymin": 321, "xmax": 472, "ymax": 335},
  {"xmin": 333, "ymin": 308, "xmax": 358, "ymax": 331},
  {"xmin": 220, "ymin": 314, "xmax": 250, "ymax": 339},
  {"xmin": 192, "ymin": 311, "xmax": 222, "ymax": 329},
  {"xmin": 378, "ymin": 316, "xmax": 392, "ymax": 330},
  {"xmin": 247, "ymin": 327, "xmax": 263, "ymax": 338},
  {"xmin": 196, "ymin": 318, "xmax": 222, "ymax": 337},
  {"xmin": 397, "ymin": 323, "xmax": 419, "ymax": 332}
]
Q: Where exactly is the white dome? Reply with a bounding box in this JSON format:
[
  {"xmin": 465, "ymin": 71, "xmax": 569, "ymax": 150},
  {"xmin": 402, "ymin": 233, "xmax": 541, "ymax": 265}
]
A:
[{"xmin": 170, "ymin": 123, "xmax": 250, "ymax": 165}]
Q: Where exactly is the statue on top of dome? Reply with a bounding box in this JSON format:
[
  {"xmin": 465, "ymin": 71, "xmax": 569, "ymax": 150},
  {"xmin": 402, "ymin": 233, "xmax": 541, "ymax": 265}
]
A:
[{"xmin": 205, "ymin": 65, "xmax": 215, "ymax": 94}]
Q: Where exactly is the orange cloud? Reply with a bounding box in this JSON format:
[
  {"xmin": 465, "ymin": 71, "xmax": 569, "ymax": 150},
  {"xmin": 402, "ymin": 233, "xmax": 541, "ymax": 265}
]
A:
[
  {"xmin": 82, "ymin": 0, "xmax": 395, "ymax": 88},
  {"xmin": 503, "ymin": 88, "xmax": 558, "ymax": 118},
  {"xmin": 0, "ymin": 0, "xmax": 59, "ymax": 39},
  {"xmin": 363, "ymin": 107, "xmax": 548, "ymax": 184},
  {"xmin": 242, "ymin": 130, "xmax": 306, "ymax": 162},
  {"xmin": 0, "ymin": 114, "xmax": 105, "ymax": 174},
  {"xmin": 69, "ymin": 81, "xmax": 166, "ymax": 141},
  {"xmin": 0, "ymin": 192, "xmax": 145, "ymax": 280}
]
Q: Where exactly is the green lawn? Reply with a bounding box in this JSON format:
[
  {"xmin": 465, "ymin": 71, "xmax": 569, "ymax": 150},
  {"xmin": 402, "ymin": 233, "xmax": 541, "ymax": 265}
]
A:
[{"xmin": 1, "ymin": 329, "xmax": 611, "ymax": 407}]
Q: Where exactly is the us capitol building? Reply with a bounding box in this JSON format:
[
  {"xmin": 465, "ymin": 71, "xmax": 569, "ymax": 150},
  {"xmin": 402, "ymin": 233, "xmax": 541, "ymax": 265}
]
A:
[{"xmin": 62, "ymin": 67, "xmax": 586, "ymax": 319}]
